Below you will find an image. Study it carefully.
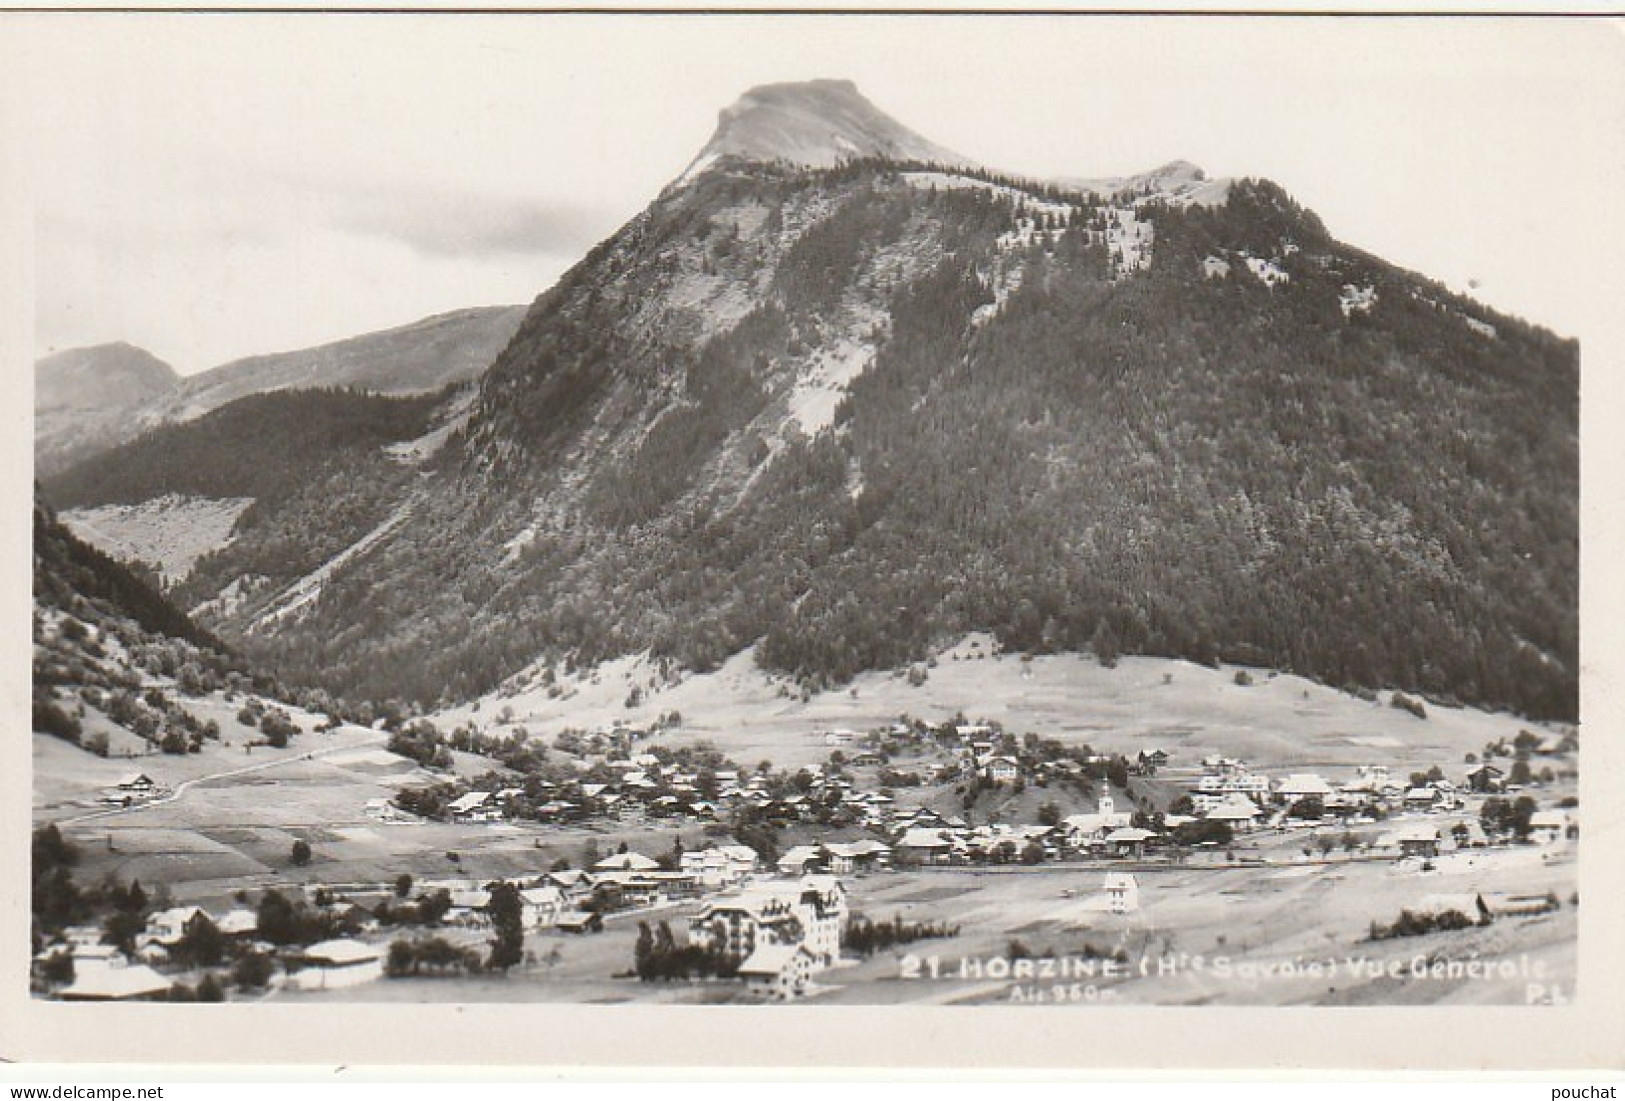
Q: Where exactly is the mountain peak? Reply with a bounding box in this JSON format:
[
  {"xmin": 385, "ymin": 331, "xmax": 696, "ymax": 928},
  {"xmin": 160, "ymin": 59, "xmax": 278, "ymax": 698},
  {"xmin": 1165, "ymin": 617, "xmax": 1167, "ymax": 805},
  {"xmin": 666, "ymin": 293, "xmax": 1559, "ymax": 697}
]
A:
[
  {"xmin": 677, "ymin": 79, "xmax": 975, "ymax": 184},
  {"xmin": 34, "ymin": 342, "xmax": 179, "ymax": 414}
]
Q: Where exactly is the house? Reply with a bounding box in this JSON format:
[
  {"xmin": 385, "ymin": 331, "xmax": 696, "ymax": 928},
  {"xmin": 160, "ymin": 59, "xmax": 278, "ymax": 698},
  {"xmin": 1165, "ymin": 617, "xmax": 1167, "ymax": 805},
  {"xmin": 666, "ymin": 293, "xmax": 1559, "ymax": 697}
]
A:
[
  {"xmin": 1466, "ymin": 763, "xmax": 1506, "ymax": 794},
  {"xmin": 681, "ymin": 844, "xmax": 758, "ymax": 887},
  {"xmin": 533, "ymin": 869, "xmax": 591, "ymax": 903},
  {"xmin": 1535, "ymin": 734, "xmax": 1573, "ymax": 757},
  {"xmin": 595, "ymin": 851, "xmax": 660, "ymax": 873},
  {"xmin": 1103, "ymin": 827, "xmax": 1155, "ymax": 858},
  {"xmin": 1103, "ymin": 872, "xmax": 1139, "ymax": 914},
  {"xmin": 1274, "ymin": 774, "xmax": 1335, "ymax": 805},
  {"xmin": 520, "ymin": 885, "xmax": 567, "ymax": 929},
  {"xmin": 824, "ymin": 840, "xmax": 891, "ymax": 874},
  {"xmin": 55, "ymin": 952, "xmax": 172, "ymax": 1002},
  {"xmin": 115, "ymin": 772, "xmax": 156, "ymax": 792},
  {"xmin": 146, "ymin": 905, "xmax": 208, "ymax": 945},
  {"xmin": 1528, "ymin": 810, "xmax": 1572, "ymax": 845},
  {"xmin": 286, "ymin": 938, "xmax": 384, "ymax": 990},
  {"xmin": 823, "ymin": 730, "xmax": 859, "ymax": 747},
  {"xmin": 895, "ymin": 828, "xmax": 954, "ymax": 865},
  {"xmin": 216, "ymin": 909, "xmax": 259, "ymax": 938},
  {"xmin": 738, "ymin": 943, "xmax": 816, "ymax": 1000},
  {"xmin": 556, "ymin": 910, "xmax": 604, "ymax": 934},
  {"xmin": 983, "ymin": 756, "xmax": 1021, "ymax": 783},
  {"xmin": 1388, "ymin": 827, "xmax": 1442, "ymax": 860},
  {"xmin": 447, "ymin": 790, "xmax": 496, "ymax": 821},
  {"xmin": 447, "ymin": 888, "xmax": 492, "ymax": 926},
  {"xmin": 1204, "ymin": 797, "xmax": 1261, "ymax": 832},
  {"xmin": 777, "ymin": 845, "xmax": 826, "ymax": 877}
]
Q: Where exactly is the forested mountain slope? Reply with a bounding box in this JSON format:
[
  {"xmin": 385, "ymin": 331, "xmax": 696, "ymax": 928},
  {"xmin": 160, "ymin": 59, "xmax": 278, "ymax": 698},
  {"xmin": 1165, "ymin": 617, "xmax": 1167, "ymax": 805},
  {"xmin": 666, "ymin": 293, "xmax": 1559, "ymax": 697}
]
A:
[{"xmin": 46, "ymin": 82, "xmax": 1578, "ymax": 723}]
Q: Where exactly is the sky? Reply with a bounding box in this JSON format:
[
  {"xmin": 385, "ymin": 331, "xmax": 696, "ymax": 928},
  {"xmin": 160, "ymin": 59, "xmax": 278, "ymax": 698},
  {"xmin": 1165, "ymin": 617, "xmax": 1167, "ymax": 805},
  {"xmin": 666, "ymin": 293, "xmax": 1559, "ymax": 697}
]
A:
[{"xmin": 7, "ymin": 15, "xmax": 1622, "ymax": 374}]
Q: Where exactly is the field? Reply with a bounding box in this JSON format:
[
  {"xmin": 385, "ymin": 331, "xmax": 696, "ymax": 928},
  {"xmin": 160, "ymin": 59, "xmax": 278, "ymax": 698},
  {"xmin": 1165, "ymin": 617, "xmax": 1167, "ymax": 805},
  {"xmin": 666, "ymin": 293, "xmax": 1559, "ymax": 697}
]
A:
[
  {"xmin": 261, "ymin": 837, "xmax": 1577, "ymax": 1007},
  {"xmin": 438, "ymin": 636, "xmax": 1550, "ymax": 774},
  {"xmin": 32, "ymin": 643, "xmax": 1578, "ymax": 1005}
]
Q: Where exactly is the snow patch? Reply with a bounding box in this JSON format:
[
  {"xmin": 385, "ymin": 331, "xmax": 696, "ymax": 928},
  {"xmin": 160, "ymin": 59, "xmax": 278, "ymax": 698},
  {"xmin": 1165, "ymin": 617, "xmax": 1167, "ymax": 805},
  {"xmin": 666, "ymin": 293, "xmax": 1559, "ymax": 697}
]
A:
[
  {"xmin": 1463, "ymin": 315, "xmax": 1497, "ymax": 339},
  {"xmin": 61, "ymin": 495, "xmax": 254, "ymax": 586},
  {"xmin": 1339, "ymin": 283, "xmax": 1377, "ymax": 317},
  {"xmin": 787, "ymin": 336, "xmax": 875, "ymax": 436},
  {"xmin": 1106, "ymin": 207, "xmax": 1154, "ymax": 275},
  {"xmin": 1202, "ymin": 255, "xmax": 1231, "ymax": 280},
  {"xmin": 1243, "ymin": 255, "xmax": 1290, "ymax": 288}
]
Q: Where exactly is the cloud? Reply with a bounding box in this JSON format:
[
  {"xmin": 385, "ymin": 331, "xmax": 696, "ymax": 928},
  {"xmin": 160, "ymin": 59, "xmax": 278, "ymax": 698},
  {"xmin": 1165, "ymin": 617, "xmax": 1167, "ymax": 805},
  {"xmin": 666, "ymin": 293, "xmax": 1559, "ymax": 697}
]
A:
[{"xmin": 330, "ymin": 188, "xmax": 614, "ymax": 260}]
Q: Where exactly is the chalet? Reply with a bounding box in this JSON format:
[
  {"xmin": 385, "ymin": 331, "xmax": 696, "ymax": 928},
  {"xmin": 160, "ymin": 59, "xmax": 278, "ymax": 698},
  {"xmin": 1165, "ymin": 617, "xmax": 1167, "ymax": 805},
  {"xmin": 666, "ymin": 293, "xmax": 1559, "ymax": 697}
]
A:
[
  {"xmin": 1103, "ymin": 827, "xmax": 1155, "ymax": 858},
  {"xmin": 850, "ymin": 751, "xmax": 885, "ymax": 767},
  {"xmin": 216, "ymin": 909, "xmax": 259, "ymax": 938},
  {"xmin": 738, "ymin": 943, "xmax": 816, "ymax": 1000},
  {"xmin": 823, "ymin": 730, "xmax": 859, "ymax": 747},
  {"xmin": 777, "ymin": 845, "xmax": 825, "ymax": 877},
  {"xmin": 983, "ymin": 756, "xmax": 1021, "ymax": 783},
  {"xmin": 447, "ymin": 888, "xmax": 492, "ymax": 926},
  {"xmin": 1204, "ymin": 797, "xmax": 1262, "ymax": 832},
  {"xmin": 1403, "ymin": 786, "xmax": 1441, "ymax": 811},
  {"xmin": 824, "ymin": 840, "xmax": 891, "ymax": 874},
  {"xmin": 895, "ymin": 828, "xmax": 954, "ymax": 865},
  {"xmin": 595, "ymin": 851, "xmax": 660, "ymax": 874},
  {"xmin": 681, "ymin": 844, "xmax": 758, "ymax": 887},
  {"xmin": 115, "ymin": 772, "xmax": 157, "ymax": 792},
  {"xmin": 56, "ymin": 952, "xmax": 171, "ymax": 1002},
  {"xmin": 1274, "ymin": 774, "xmax": 1335, "ymax": 805},
  {"xmin": 1528, "ymin": 810, "xmax": 1573, "ymax": 845},
  {"xmin": 1390, "ymin": 827, "xmax": 1442, "ymax": 860},
  {"xmin": 1103, "ymin": 872, "xmax": 1139, "ymax": 914},
  {"xmin": 146, "ymin": 905, "xmax": 207, "ymax": 945},
  {"xmin": 287, "ymin": 939, "xmax": 384, "ymax": 990},
  {"xmin": 591, "ymin": 871, "xmax": 666, "ymax": 910},
  {"xmin": 526, "ymin": 889, "xmax": 572, "ymax": 928},
  {"xmin": 1466, "ymin": 763, "xmax": 1506, "ymax": 794},
  {"xmin": 1535, "ymin": 734, "xmax": 1573, "ymax": 757},
  {"xmin": 556, "ymin": 910, "xmax": 604, "ymax": 934},
  {"xmin": 447, "ymin": 790, "xmax": 497, "ymax": 822}
]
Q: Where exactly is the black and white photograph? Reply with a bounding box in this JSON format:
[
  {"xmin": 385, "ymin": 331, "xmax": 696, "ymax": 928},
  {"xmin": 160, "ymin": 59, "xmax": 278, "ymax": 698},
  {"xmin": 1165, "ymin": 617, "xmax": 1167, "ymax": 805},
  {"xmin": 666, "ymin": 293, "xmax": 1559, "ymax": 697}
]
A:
[{"xmin": 3, "ymin": 8, "xmax": 1620, "ymax": 1070}]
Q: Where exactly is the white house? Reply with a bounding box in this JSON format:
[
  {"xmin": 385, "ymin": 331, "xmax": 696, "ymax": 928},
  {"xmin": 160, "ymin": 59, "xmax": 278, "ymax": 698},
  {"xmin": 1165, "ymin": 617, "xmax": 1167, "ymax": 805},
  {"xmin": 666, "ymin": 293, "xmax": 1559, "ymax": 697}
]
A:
[
  {"xmin": 738, "ymin": 942, "xmax": 816, "ymax": 999},
  {"xmin": 1103, "ymin": 872, "xmax": 1139, "ymax": 914},
  {"xmin": 983, "ymin": 756, "xmax": 1021, "ymax": 783},
  {"xmin": 146, "ymin": 905, "xmax": 207, "ymax": 945},
  {"xmin": 681, "ymin": 844, "xmax": 759, "ymax": 887},
  {"xmin": 520, "ymin": 885, "xmax": 566, "ymax": 929}
]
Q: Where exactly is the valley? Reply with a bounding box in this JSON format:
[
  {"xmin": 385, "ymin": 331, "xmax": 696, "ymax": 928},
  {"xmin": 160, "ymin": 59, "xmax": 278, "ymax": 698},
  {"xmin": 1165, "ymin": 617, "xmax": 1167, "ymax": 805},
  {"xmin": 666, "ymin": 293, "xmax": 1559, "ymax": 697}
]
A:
[{"xmin": 27, "ymin": 77, "xmax": 1581, "ymax": 1012}]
